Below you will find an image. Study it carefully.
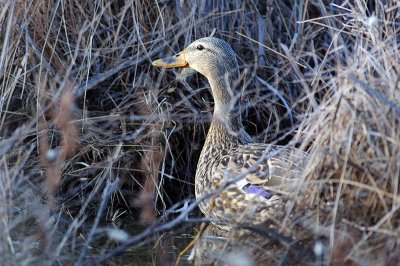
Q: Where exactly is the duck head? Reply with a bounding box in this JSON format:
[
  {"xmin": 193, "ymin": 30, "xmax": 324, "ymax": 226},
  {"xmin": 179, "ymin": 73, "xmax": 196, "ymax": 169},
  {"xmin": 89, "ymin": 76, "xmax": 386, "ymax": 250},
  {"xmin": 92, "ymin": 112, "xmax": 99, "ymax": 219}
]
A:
[{"xmin": 152, "ymin": 37, "xmax": 239, "ymax": 82}]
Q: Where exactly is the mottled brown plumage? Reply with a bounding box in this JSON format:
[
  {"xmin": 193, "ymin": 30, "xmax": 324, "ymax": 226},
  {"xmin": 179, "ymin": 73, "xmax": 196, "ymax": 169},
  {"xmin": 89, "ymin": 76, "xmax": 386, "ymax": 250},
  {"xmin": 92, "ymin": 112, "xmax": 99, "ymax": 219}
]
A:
[{"xmin": 153, "ymin": 37, "xmax": 309, "ymax": 228}]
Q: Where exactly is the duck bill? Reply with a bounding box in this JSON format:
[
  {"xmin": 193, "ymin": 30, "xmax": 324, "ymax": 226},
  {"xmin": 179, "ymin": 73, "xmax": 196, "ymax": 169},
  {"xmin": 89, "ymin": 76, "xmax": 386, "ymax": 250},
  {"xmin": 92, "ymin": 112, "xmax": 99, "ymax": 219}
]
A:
[{"xmin": 152, "ymin": 52, "xmax": 188, "ymax": 69}]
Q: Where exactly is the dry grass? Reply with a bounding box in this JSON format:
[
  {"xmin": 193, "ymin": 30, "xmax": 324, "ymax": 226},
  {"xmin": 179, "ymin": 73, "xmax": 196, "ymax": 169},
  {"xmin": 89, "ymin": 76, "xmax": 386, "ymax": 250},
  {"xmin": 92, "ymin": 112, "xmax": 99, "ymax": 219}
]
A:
[{"xmin": 0, "ymin": 0, "xmax": 399, "ymax": 265}]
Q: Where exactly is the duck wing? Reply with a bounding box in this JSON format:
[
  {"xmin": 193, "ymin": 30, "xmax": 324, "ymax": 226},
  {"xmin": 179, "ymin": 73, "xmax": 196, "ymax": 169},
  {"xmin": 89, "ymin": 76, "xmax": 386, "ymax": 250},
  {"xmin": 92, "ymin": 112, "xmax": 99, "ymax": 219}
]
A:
[{"xmin": 214, "ymin": 144, "xmax": 309, "ymax": 199}]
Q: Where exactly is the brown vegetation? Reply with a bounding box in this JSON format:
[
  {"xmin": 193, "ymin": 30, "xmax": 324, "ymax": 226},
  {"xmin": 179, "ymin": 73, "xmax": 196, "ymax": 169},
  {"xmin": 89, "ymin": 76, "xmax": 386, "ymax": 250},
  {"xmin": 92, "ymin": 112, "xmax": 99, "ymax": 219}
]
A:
[{"xmin": 0, "ymin": 0, "xmax": 399, "ymax": 265}]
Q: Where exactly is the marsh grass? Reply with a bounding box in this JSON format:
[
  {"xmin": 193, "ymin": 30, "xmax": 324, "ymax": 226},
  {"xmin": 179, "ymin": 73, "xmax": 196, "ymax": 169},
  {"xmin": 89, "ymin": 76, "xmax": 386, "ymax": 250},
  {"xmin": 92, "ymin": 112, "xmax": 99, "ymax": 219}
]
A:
[{"xmin": 0, "ymin": 0, "xmax": 399, "ymax": 265}]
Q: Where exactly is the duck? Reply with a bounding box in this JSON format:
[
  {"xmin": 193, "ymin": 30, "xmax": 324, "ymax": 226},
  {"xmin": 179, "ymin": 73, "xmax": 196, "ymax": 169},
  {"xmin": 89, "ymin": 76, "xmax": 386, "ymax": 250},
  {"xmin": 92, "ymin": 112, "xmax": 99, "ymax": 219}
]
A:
[{"xmin": 152, "ymin": 37, "xmax": 309, "ymax": 228}]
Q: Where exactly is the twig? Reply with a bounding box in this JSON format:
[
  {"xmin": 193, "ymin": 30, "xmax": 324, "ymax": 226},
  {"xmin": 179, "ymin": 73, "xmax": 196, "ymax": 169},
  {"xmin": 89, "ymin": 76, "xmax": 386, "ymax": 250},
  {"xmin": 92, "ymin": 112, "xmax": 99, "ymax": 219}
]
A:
[
  {"xmin": 349, "ymin": 74, "xmax": 400, "ymax": 117},
  {"xmin": 174, "ymin": 222, "xmax": 207, "ymax": 265},
  {"xmin": 0, "ymin": 1, "xmax": 14, "ymax": 80},
  {"xmin": 238, "ymin": 224, "xmax": 313, "ymax": 258},
  {"xmin": 74, "ymin": 58, "xmax": 146, "ymax": 97},
  {"xmin": 93, "ymin": 197, "xmax": 207, "ymax": 264},
  {"xmin": 235, "ymin": 31, "xmax": 307, "ymax": 69},
  {"xmin": 76, "ymin": 178, "xmax": 119, "ymax": 265},
  {"xmin": 256, "ymin": 76, "xmax": 294, "ymax": 126}
]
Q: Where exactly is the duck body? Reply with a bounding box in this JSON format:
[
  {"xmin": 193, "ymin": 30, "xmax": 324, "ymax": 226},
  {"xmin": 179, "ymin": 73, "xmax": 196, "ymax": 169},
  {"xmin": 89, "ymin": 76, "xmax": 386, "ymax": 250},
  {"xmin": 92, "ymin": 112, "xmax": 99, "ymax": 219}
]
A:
[
  {"xmin": 196, "ymin": 124, "xmax": 307, "ymax": 223},
  {"xmin": 153, "ymin": 37, "xmax": 308, "ymax": 227}
]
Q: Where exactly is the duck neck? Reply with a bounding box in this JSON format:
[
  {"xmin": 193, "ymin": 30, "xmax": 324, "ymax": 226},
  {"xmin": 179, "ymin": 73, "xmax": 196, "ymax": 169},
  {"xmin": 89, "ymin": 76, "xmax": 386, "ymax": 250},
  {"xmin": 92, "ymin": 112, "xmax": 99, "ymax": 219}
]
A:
[{"xmin": 206, "ymin": 72, "xmax": 244, "ymax": 143}]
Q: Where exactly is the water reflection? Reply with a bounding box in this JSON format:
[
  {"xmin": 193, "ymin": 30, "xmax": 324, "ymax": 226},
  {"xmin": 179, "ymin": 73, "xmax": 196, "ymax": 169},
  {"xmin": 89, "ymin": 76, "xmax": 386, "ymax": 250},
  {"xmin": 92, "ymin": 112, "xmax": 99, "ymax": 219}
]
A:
[
  {"xmin": 188, "ymin": 223, "xmax": 312, "ymax": 265},
  {"xmin": 86, "ymin": 215, "xmax": 312, "ymax": 265}
]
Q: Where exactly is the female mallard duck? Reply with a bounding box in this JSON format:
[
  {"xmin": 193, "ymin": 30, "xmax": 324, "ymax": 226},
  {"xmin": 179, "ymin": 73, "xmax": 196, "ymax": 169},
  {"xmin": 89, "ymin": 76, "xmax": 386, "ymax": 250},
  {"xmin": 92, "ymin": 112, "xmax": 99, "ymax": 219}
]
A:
[{"xmin": 153, "ymin": 37, "xmax": 308, "ymax": 227}]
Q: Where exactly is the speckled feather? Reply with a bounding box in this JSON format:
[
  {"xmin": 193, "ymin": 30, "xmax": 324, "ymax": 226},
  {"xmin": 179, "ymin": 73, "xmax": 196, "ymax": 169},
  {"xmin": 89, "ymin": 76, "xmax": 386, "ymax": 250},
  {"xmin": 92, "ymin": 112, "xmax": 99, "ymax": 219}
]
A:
[{"xmin": 195, "ymin": 121, "xmax": 308, "ymax": 225}]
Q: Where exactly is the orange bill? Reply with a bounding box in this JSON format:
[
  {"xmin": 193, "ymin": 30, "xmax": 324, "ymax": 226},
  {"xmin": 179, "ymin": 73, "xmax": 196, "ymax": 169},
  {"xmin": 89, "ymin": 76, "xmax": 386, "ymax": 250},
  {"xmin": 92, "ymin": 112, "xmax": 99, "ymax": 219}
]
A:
[{"xmin": 152, "ymin": 51, "xmax": 188, "ymax": 68}]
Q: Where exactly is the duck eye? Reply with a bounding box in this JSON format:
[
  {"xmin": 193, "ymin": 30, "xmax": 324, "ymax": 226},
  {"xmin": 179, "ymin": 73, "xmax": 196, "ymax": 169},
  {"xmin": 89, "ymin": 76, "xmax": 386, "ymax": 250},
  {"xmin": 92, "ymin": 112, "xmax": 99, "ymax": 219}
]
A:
[{"xmin": 196, "ymin": 44, "xmax": 204, "ymax": 50}]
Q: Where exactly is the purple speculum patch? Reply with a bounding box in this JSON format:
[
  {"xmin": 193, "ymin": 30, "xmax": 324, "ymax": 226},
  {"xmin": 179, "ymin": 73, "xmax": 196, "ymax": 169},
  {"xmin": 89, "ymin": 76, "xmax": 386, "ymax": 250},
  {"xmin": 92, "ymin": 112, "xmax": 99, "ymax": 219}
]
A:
[{"xmin": 244, "ymin": 185, "xmax": 273, "ymax": 199}]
